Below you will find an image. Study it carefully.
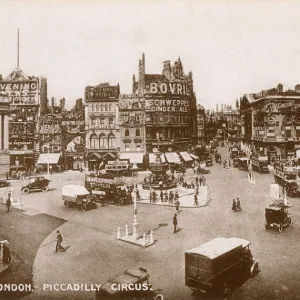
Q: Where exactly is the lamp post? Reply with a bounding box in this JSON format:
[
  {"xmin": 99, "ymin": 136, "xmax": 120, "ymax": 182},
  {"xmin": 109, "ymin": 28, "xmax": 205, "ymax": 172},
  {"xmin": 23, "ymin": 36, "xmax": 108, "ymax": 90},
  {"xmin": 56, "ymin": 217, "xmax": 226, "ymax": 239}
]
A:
[
  {"xmin": 132, "ymin": 164, "xmax": 139, "ymax": 240},
  {"xmin": 47, "ymin": 147, "xmax": 50, "ymax": 179}
]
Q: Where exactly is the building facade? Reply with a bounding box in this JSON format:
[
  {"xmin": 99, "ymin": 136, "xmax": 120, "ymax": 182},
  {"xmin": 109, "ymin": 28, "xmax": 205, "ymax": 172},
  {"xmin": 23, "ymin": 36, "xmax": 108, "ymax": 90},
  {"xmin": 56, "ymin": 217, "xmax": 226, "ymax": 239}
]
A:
[
  {"xmin": 85, "ymin": 83, "xmax": 120, "ymax": 170},
  {"xmin": 132, "ymin": 54, "xmax": 197, "ymax": 152},
  {"xmin": 118, "ymin": 94, "xmax": 146, "ymax": 154},
  {"xmin": 0, "ymin": 69, "xmax": 47, "ymax": 174},
  {"xmin": 240, "ymin": 84, "xmax": 300, "ymax": 162},
  {"xmin": 196, "ymin": 104, "xmax": 206, "ymax": 144}
]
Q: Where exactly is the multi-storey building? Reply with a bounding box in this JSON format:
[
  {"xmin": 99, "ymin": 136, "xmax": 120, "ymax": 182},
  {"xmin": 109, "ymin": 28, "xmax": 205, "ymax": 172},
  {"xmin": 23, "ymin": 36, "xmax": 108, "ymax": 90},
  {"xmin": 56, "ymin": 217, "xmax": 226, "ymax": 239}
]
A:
[
  {"xmin": 118, "ymin": 95, "xmax": 146, "ymax": 165},
  {"xmin": 0, "ymin": 68, "xmax": 47, "ymax": 175},
  {"xmin": 196, "ymin": 104, "xmax": 206, "ymax": 144},
  {"xmin": 132, "ymin": 54, "xmax": 197, "ymax": 153},
  {"xmin": 240, "ymin": 83, "xmax": 300, "ymax": 162},
  {"xmin": 85, "ymin": 83, "xmax": 120, "ymax": 170}
]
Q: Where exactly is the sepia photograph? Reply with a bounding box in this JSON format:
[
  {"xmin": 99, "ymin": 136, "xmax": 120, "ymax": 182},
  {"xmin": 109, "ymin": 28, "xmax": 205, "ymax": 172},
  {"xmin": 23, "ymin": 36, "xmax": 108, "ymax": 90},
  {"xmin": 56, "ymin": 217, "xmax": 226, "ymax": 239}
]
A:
[{"xmin": 0, "ymin": 0, "xmax": 300, "ymax": 299}]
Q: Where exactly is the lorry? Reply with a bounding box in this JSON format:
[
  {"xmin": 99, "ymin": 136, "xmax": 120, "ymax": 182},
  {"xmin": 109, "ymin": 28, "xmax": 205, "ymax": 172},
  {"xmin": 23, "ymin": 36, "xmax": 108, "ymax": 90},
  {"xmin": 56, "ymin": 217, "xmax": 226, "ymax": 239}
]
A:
[{"xmin": 185, "ymin": 237, "xmax": 259, "ymax": 298}]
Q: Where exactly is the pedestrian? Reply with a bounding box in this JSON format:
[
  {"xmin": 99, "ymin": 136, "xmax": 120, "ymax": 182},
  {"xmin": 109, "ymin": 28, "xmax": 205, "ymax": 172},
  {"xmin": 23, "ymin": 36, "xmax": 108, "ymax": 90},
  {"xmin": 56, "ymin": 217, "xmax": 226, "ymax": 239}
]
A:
[
  {"xmin": 6, "ymin": 192, "xmax": 11, "ymax": 212},
  {"xmin": 152, "ymin": 191, "xmax": 157, "ymax": 203},
  {"xmin": 175, "ymin": 191, "xmax": 179, "ymax": 201},
  {"xmin": 199, "ymin": 176, "xmax": 202, "ymax": 186},
  {"xmin": 194, "ymin": 193, "xmax": 198, "ymax": 206},
  {"xmin": 173, "ymin": 213, "xmax": 178, "ymax": 233},
  {"xmin": 169, "ymin": 191, "xmax": 174, "ymax": 204},
  {"xmin": 202, "ymin": 176, "xmax": 206, "ymax": 186},
  {"xmin": 49, "ymin": 165, "xmax": 53, "ymax": 175},
  {"xmin": 232, "ymin": 199, "xmax": 237, "ymax": 212},
  {"xmin": 163, "ymin": 190, "xmax": 168, "ymax": 202},
  {"xmin": 55, "ymin": 230, "xmax": 65, "ymax": 252},
  {"xmin": 175, "ymin": 199, "xmax": 180, "ymax": 212},
  {"xmin": 236, "ymin": 198, "xmax": 242, "ymax": 211},
  {"xmin": 80, "ymin": 166, "xmax": 83, "ymax": 173},
  {"xmin": 2, "ymin": 243, "xmax": 11, "ymax": 265},
  {"xmin": 136, "ymin": 189, "xmax": 140, "ymax": 201},
  {"xmin": 160, "ymin": 190, "xmax": 164, "ymax": 202}
]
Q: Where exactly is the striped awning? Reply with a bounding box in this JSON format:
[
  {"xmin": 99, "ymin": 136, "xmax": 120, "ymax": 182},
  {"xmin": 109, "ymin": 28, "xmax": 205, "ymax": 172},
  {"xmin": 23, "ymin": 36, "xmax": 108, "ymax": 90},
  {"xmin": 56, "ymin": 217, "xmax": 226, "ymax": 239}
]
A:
[
  {"xmin": 37, "ymin": 153, "xmax": 61, "ymax": 164},
  {"xmin": 165, "ymin": 152, "xmax": 181, "ymax": 164}
]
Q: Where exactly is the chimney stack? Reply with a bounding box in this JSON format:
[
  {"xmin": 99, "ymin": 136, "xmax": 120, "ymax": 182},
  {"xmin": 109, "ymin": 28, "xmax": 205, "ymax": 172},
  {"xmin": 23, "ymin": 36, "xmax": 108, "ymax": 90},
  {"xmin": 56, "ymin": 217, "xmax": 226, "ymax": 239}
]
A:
[
  {"xmin": 51, "ymin": 97, "xmax": 55, "ymax": 113},
  {"xmin": 221, "ymin": 104, "xmax": 224, "ymax": 111},
  {"xmin": 216, "ymin": 104, "xmax": 219, "ymax": 112},
  {"xmin": 162, "ymin": 60, "xmax": 171, "ymax": 80}
]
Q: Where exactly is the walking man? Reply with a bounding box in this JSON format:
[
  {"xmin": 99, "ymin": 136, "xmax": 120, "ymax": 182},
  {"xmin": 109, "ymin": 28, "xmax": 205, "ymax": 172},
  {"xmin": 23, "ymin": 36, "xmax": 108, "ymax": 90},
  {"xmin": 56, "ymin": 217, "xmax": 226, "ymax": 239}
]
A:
[
  {"xmin": 236, "ymin": 198, "xmax": 242, "ymax": 211},
  {"xmin": 55, "ymin": 230, "xmax": 65, "ymax": 252},
  {"xmin": 173, "ymin": 213, "xmax": 178, "ymax": 233},
  {"xmin": 194, "ymin": 193, "xmax": 198, "ymax": 206},
  {"xmin": 6, "ymin": 192, "xmax": 11, "ymax": 212}
]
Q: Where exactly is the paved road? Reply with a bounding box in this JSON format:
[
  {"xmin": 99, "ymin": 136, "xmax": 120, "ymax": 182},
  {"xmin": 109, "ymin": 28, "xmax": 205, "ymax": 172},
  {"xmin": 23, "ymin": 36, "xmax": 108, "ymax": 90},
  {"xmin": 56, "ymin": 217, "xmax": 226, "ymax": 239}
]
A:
[{"xmin": 7, "ymin": 156, "xmax": 300, "ymax": 299}]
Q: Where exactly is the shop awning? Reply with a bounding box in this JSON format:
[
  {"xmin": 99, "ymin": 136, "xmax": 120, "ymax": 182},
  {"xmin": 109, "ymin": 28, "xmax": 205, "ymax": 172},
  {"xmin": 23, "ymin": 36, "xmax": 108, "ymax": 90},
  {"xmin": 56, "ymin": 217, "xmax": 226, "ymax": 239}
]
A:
[
  {"xmin": 89, "ymin": 152, "xmax": 101, "ymax": 160},
  {"xmin": 103, "ymin": 152, "xmax": 116, "ymax": 159},
  {"xmin": 189, "ymin": 153, "xmax": 199, "ymax": 160},
  {"xmin": 149, "ymin": 153, "xmax": 166, "ymax": 164},
  {"xmin": 37, "ymin": 153, "xmax": 61, "ymax": 164},
  {"xmin": 165, "ymin": 152, "xmax": 181, "ymax": 164},
  {"xmin": 119, "ymin": 152, "xmax": 144, "ymax": 164},
  {"xmin": 179, "ymin": 151, "xmax": 193, "ymax": 162}
]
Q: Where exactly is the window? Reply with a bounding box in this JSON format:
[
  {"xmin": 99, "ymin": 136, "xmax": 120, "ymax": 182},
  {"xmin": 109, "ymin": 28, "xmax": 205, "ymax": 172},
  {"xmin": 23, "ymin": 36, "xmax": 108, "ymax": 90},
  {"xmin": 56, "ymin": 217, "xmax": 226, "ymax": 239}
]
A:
[
  {"xmin": 136, "ymin": 129, "xmax": 140, "ymax": 136},
  {"xmin": 105, "ymin": 104, "xmax": 108, "ymax": 111},
  {"xmin": 109, "ymin": 104, "xmax": 112, "ymax": 111},
  {"xmin": 91, "ymin": 105, "xmax": 94, "ymax": 112},
  {"xmin": 108, "ymin": 134, "xmax": 116, "ymax": 148},
  {"xmin": 297, "ymin": 129, "xmax": 300, "ymax": 138},
  {"xmin": 100, "ymin": 118, "xmax": 105, "ymax": 125},
  {"xmin": 286, "ymin": 128, "xmax": 292, "ymax": 138},
  {"xmin": 136, "ymin": 144, "xmax": 141, "ymax": 151},
  {"xmin": 90, "ymin": 134, "xmax": 98, "ymax": 148},
  {"xmin": 159, "ymin": 116, "xmax": 163, "ymax": 122},
  {"xmin": 96, "ymin": 104, "xmax": 100, "ymax": 111},
  {"xmin": 100, "ymin": 105, "xmax": 104, "ymax": 111},
  {"xmin": 91, "ymin": 118, "xmax": 96, "ymax": 126},
  {"xmin": 125, "ymin": 129, "xmax": 129, "ymax": 136},
  {"xmin": 99, "ymin": 134, "xmax": 107, "ymax": 148},
  {"xmin": 109, "ymin": 117, "xmax": 114, "ymax": 124}
]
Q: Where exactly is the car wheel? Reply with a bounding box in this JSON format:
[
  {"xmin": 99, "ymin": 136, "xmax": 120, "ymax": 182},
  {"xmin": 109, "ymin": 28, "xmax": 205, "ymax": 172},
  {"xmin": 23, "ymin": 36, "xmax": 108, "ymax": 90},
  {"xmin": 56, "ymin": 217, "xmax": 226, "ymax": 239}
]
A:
[
  {"xmin": 278, "ymin": 224, "xmax": 283, "ymax": 233},
  {"xmin": 251, "ymin": 263, "xmax": 259, "ymax": 278},
  {"xmin": 81, "ymin": 204, "xmax": 88, "ymax": 211},
  {"xmin": 64, "ymin": 201, "xmax": 70, "ymax": 208},
  {"xmin": 41, "ymin": 186, "xmax": 48, "ymax": 192},
  {"xmin": 22, "ymin": 188, "xmax": 30, "ymax": 194},
  {"xmin": 118, "ymin": 199, "xmax": 124, "ymax": 206}
]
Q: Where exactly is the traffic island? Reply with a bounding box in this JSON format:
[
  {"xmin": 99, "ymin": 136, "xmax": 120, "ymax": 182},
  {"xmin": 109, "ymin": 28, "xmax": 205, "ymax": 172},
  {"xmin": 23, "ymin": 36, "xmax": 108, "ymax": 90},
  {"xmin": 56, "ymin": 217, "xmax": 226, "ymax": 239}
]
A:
[{"xmin": 117, "ymin": 224, "xmax": 155, "ymax": 247}]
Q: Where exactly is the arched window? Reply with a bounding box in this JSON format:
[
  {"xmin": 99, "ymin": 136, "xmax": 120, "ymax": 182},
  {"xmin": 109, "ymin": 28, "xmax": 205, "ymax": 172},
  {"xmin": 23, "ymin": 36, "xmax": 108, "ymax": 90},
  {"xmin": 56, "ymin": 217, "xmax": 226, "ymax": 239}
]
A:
[
  {"xmin": 108, "ymin": 134, "xmax": 116, "ymax": 148},
  {"xmin": 99, "ymin": 134, "xmax": 107, "ymax": 148},
  {"xmin": 90, "ymin": 134, "xmax": 98, "ymax": 148},
  {"xmin": 125, "ymin": 129, "xmax": 129, "ymax": 136},
  {"xmin": 136, "ymin": 129, "xmax": 140, "ymax": 136}
]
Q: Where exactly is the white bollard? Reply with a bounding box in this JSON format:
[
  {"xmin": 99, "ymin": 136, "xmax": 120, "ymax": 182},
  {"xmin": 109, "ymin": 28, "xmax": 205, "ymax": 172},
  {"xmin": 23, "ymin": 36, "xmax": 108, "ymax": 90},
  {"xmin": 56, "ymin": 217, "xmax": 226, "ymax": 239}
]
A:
[
  {"xmin": 253, "ymin": 175, "xmax": 256, "ymax": 184},
  {"xmin": 132, "ymin": 216, "xmax": 138, "ymax": 240},
  {"xmin": 150, "ymin": 230, "xmax": 154, "ymax": 244},
  {"xmin": 125, "ymin": 224, "xmax": 129, "ymax": 237},
  {"xmin": 117, "ymin": 226, "xmax": 121, "ymax": 239},
  {"xmin": 142, "ymin": 232, "xmax": 146, "ymax": 247}
]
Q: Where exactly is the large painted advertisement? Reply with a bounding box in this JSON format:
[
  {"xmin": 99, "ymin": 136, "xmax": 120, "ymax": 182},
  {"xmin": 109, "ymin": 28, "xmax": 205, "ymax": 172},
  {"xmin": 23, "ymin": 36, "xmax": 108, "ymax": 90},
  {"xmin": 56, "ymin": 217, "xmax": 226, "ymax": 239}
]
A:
[
  {"xmin": 0, "ymin": 80, "xmax": 39, "ymax": 105},
  {"xmin": 62, "ymin": 120, "xmax": 85, "ymax": 153}
]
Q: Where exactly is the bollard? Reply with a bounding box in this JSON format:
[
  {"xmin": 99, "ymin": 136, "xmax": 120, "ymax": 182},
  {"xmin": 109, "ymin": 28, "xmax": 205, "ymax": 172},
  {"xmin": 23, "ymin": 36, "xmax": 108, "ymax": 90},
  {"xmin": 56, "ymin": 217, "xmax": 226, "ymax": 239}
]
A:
[
  {"xmin": 117, "ymin": 226, "xmax": 121, "ymax": 239},
  {"xmin": 253, "ymin": 175, "xmax": 256, "ymax": 184},
  {"xmin": 132, "ymin": 216, "xmax": 138, "ymax": 240},
  {"xmin": 150, "ymin": 230, "xmax": 154, "ymax": 244},
  {"xmin": 125, "ymin": 224, "xmax": 129, "ymax": 237},
  {"xmin": 142, "ymin": 232, "xmax": 146, "ymax": 247}
]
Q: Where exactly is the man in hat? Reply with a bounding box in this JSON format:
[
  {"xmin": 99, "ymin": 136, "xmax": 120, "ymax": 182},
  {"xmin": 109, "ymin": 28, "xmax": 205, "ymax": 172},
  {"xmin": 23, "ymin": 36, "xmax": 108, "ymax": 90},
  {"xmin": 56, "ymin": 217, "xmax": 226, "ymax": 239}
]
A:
[
  {"xmin": 55, "ymin": 231, "xmax": 65, "ymax": 252},
  {"xmin": 6, "ymin": 192, "xmax": 12, "ymax": 212},
  {"xmin": 173, "ymin": 213, "xmax": 178, "ymax": 233}
]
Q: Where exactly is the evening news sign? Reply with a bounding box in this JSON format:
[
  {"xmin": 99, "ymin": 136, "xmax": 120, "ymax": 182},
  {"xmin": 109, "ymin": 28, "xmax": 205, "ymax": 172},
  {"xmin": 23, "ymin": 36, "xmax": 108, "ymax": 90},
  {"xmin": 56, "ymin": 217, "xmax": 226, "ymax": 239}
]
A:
[
  {"xmin": 145, "ymin": 99, "xmax": 190, "ymax": 112},
  {"xmin": 85, "ymin": 85, "xmax": 119, "ymax": 101},
  {"xmin": 0, "ymin": 81, "xmax": 39, "ymax": 105}
]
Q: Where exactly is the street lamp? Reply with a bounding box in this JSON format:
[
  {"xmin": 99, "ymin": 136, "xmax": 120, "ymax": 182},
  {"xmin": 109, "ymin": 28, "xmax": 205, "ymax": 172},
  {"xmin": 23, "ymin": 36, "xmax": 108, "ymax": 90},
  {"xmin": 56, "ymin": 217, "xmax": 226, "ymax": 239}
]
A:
[{"xmin": 132, "ymin": 163, "xmax": 139, "ymax": 240}]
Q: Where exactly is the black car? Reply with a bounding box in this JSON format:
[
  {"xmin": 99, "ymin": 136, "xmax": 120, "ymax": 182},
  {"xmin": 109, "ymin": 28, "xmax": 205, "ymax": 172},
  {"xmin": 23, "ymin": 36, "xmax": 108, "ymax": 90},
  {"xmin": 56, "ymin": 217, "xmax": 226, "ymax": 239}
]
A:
[
  {"xmin": 21, "ymin": 176, "xmax": 50, "ymax": 194},
  {"xmin": 0, "ymin": 180, "xmax": 10, "ymax": 188}
]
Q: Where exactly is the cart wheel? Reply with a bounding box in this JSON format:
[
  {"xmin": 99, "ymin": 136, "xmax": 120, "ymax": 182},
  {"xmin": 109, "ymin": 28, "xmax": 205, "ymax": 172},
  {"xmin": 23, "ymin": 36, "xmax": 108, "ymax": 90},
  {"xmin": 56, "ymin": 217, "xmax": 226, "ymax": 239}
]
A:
[
  {"xmin": 251, "ymin": 263, "xmax": 259, "ymax": 278},
  {"xmin": 221, "ymin": 282, "xmax": 231, "ymax": 298},
  {"xmin": 22, "ymin": 188, "xmax": 30, "ymax": 194},
  {"xmin": 64, "ymin": 201, "xmax": 70, "ymax": 208},
  {"xmin": 287, "ymin": 218, "xmax": 293, "ymax": 227},
  {"xmin": 41, "ymin": 186, "xmax": 48, "ymax": 192},
  {"xmin": 278, "ymin": 224, "xmax": 283, "ymax": 233},
  {"xmin": 82, "ymin": 204, "xmax": 88, "ymax": 211},
  {"xmin": 118, "ymin": 199, "xmax": 124, "ymax": 206}
]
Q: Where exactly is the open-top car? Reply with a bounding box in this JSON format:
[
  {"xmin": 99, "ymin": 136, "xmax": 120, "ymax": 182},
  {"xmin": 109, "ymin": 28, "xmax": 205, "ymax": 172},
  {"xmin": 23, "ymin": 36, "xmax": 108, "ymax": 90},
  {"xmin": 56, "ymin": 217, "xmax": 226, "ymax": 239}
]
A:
[
  {"xmin": 0, "ymin": 179, "xmax": 10, "ymax": 188},
  {"xmin": 21, "ymin": 176, "xmax": 50, "ymax": 194},
  {"xmin": 265, "ymin": 199, "xmax": 292, "ymax": 233}
]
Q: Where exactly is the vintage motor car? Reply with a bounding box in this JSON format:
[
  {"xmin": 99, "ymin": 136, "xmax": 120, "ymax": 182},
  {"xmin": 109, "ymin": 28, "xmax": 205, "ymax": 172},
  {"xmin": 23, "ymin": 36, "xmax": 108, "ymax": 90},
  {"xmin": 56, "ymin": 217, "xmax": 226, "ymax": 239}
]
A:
[
  {"xmin": 21, "ymin": 176, "xmax": 50, "ymax": 194},
  {"xmin": 233, "ymin": 158, "xmax": 250, "ymax": 171},
  {"xmin": 0, "ymin": 179, "xmax": 10, "ymax": 188},
  {"xmin": 265, "ymin": 199, "xmax": 292, "ymax": 233},
  {"xmin": 95, "ymin": 267, "xmax": 160, "ymax": 300},
  {"xmin": 62, "ymin": 184, "xmax": 97, "ymax": 211},
  {"xmin": 185, "ymin": 237, "xmax": 259, "ymax": 298}
]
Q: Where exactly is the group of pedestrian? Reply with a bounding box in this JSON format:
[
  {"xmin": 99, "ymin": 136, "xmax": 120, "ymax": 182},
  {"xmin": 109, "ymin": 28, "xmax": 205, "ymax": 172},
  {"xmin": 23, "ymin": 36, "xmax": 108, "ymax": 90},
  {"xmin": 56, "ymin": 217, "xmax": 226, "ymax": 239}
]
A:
[{"xmin": 232, "ymin": 198, "xmax": 242, "ymax": 212}]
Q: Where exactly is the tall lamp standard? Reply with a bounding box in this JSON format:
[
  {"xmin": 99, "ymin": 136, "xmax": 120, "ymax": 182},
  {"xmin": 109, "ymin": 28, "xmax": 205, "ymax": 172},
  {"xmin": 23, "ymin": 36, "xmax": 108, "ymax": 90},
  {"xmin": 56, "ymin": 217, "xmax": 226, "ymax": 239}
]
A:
[{"xmin": 132, "ymin": 163, "xmax": 139, "ymax": 240}]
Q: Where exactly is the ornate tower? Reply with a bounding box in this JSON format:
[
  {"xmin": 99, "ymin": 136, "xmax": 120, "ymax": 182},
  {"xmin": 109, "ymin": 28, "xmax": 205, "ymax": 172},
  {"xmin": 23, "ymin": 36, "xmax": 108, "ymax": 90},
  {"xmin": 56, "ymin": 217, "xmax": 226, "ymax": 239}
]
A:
[{"xmin": 138, "ymin": 53, "xmax": 145, "ymax": 94}]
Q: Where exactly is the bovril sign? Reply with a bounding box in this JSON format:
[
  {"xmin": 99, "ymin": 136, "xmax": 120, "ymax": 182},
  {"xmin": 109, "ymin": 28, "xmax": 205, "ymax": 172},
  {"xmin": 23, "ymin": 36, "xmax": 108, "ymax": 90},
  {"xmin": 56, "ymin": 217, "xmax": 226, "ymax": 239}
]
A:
[{"xmin": 148, "ymin": 82, "xmax": 192, "ymax": 96}]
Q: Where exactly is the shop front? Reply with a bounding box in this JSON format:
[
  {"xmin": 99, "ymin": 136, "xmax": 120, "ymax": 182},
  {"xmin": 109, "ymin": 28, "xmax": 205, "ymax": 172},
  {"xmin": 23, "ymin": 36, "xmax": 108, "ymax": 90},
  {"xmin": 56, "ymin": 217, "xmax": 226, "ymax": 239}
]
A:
[
  {"xmin": 87, "ymin": 152, "xmax": 102, "ymax": 171},
  {"xmin": 10, "ymin": 150, "xmax": 35, "ymax": 177},
  {"xmin": 63, "ymin": 153, "xmax": 85, "ymax": 170}
]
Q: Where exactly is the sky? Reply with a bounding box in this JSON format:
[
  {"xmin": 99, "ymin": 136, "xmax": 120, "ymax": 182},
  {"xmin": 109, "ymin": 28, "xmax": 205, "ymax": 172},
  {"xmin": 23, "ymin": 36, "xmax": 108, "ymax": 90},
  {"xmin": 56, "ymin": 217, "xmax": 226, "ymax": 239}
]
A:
[{"xmin": 1, "ymin": 1, "xmax": 300, "ymax": 109}]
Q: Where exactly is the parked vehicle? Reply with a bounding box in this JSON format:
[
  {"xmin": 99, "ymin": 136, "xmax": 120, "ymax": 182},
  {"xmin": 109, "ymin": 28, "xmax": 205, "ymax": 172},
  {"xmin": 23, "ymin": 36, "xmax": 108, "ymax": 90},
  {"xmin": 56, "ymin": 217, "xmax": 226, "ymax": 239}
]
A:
[
  {"xmin": 85, "ymin": 173, "xmax": 132, "ymax": 206},
  {"xmin": 233, "ymin": 158, "xmax": 250, "ymax": 171},
  {"xmin": 274, "ymin": 166, "xmax": 300, "ymax": 197},
  {"xmin": 21, "ymin": 176, "xmax": 50, "ymax": 194},
  {"xmin": 95, "ymin": 267, "xmax": 159, "ymax": 300},
  {"xmin": 61, "ymin": 184, "xmax": 97, "ymax": 211},
  {"xmin": 205, "ymin": 157, "xmax": 213, "ymax": 167},
  {"xmin": 265, "ymin": 199, "xmax": 292, "ymax": 233},
  {"xmin": 251, "ymin": 154, "xmax": 269, "ymax": 173},
  {"xmin": 185, "ymin": 237, "xmax": 259, "ymax": 298},
  {"xmin": 0, "ymin": 179, "xmax": 10, "ymax": 188}
]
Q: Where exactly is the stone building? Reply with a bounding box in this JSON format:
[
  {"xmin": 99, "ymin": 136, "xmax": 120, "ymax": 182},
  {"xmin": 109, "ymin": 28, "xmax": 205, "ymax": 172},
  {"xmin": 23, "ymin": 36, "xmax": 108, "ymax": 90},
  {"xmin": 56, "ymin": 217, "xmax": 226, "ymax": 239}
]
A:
[
  {"xmin": 240, "ymin": 83, "xmax": 300, "ymax": 162},
  {"xmin": 85, "ymin": 83, "xmax": 120, "ymax": 170},
  {"xmin": 132, "ymin": 54, "xmax": 197, "ymax": 153},
  {"xmin": 196, "ymin": 104, "xmax": 206, "ymax": 144}
]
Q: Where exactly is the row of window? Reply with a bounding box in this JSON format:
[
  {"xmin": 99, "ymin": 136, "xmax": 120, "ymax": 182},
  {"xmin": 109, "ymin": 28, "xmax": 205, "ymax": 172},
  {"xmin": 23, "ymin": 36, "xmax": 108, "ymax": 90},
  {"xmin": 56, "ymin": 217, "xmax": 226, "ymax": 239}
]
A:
[
  {"xmin": 90, "ymin": 117, "xmax": 114, "ymax": 126},
  {"xmin": 254, "ymin": 127, "xmax": 300, "ymax": 138},
  {"xmin": 147, "ymin": 128, "xmax": 190, "ymax": 139},
  {"xmin": 90, "ymin": 104, "xmax": 116, "ymax": 112},
  {"xmin": 124, "ymin": 128, "xmax": 141, "ymax": 137},
  {"xmin": 146, "ymin": 114, "xmax": 192, "ymax": 123},
  {"xmin": 89, "ymin": 134, "xmax": 116, "ymax": 148}
]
